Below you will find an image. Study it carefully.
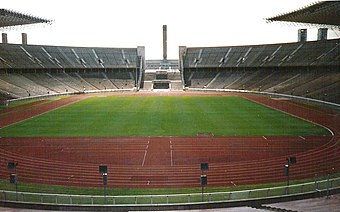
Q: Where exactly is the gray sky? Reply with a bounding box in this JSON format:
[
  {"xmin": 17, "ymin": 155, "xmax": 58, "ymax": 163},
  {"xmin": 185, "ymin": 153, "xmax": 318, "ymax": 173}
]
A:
[{"xmin": 1, "ymin": 0, "xmax": 339, "ymax": 59}]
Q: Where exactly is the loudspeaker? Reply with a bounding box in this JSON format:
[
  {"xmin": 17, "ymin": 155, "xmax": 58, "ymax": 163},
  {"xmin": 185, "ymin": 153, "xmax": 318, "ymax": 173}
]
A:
[
  {"xmin": 287, "ymin": 157, "xmax": 296, "ymax": 164},
  {"xmin": 201, "ymin": 163, "xmax": 209, "ymax": 171},
  {"xmin": 99, "ymin": 165, "xmax": 107, "ymax": 174},
  {"xmin": 7, "ymin": 162, "xmax": 17, "ymax": 169},
  {"xmin": 10, "ymin": 174, "xmax": 17, "ymax": 184},
  {"xmin": 200, "ymin": 175, "xmax": 207, "ymax": 185}
]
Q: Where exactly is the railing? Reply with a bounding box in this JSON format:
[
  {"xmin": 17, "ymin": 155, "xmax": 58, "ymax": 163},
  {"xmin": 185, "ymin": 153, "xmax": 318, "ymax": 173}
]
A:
[
  {"xmin": 4, "ymin": 88, "xmax": 135, "ymax": 105},
  {"xmin": 1, "ymin": 176, "xmax": 339, "ymax": 206}
]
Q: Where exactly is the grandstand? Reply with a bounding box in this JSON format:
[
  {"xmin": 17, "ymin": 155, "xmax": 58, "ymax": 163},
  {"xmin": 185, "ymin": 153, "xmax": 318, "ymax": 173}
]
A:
[
  {"xmin": 180, "ymin": 38, "xmax": 340, "ymax": 103},
  {"xmin": 0, "ymin": 43, "xmax": 145, "ymax": 100},
  {"xmin": 179, "ymin": 1, "xmax": 339, "ymax": 105}
]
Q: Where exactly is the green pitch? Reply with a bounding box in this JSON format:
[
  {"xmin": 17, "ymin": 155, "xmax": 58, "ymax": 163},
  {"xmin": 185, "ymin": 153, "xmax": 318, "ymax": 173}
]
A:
[{"xmin": 0, "ymin": 96, "xmax": 330, "ymax": 137}]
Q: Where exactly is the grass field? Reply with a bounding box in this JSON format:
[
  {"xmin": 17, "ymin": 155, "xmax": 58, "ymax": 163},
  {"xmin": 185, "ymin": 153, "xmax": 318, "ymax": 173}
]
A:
[{"xmin": 0, "ymin": 96, "xmax": 330, "ymax": 137}]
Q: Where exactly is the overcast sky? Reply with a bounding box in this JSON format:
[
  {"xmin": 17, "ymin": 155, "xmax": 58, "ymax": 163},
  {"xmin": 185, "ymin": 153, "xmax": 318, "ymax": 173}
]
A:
[{"xmin": 2, "ymin": 0, "xmax": 339, "ymax": 59}]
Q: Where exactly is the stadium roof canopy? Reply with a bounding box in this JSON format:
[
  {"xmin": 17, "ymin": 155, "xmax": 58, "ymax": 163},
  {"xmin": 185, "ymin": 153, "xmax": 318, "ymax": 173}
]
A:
[
  {"xmin": 0, "ymin": 9, "xmax": 52, "ymax": 29},
  {"xmin": 266, "ymin": 1, "xmax": 340, "ymax": 27}
]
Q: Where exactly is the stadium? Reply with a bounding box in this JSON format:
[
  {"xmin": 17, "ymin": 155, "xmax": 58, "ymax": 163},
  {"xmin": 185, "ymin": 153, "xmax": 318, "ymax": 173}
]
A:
[{"xmin": 0, "ymin": 1, "xmax": 339, "ymax": 211}]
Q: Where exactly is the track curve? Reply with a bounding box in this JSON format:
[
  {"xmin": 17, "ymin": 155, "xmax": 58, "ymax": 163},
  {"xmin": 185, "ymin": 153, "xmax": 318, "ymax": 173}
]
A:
[{"xmin": 0, "ymin": 93, "xmax": 339, "ymax": 188}]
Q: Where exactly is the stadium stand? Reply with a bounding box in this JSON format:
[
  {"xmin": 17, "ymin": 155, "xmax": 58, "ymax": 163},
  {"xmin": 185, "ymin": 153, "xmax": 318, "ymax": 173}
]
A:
[
  {"xmin": 0, "ymin": 43, "xmax": 144, "ymax": 100},
  {"xmin": 181, "ymin": 38, "xmax": 340, "ymax": 104}
]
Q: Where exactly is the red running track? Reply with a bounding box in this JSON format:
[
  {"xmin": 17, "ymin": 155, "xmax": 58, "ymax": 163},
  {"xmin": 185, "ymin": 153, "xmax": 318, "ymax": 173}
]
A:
[{"xmin": 0, "ymin": 93, "xmax": 339, "ymax": 188}]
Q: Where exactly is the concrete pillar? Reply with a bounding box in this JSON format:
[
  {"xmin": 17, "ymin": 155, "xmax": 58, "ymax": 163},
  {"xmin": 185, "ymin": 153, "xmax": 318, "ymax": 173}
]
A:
[
  {"xmin": 317, "ymin": 28, "xmax": 328, "ymax": 41},
  {"xmin": 22, "ymin": 33, "xmax": 27, "ymax": 45},
  {"xmin": 137, "ymin": 46, "xmax": 146, "ymax": 68},
  {"xmin": 2, "ymin": 33, "xmax": 8, "ymax": 44},
  {"xmin": 163, "ymin": 25, "xmax": 167, "ymax": 61},
  {"xmin": 298, "ymin": 29, "xmax": 307, "ymax": 42}
]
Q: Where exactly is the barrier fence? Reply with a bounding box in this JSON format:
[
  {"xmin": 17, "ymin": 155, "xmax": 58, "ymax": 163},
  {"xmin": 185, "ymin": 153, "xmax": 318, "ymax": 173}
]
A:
[{"xmin": 1, "ymin": 176, "xmax": 339, "ymax": 206}]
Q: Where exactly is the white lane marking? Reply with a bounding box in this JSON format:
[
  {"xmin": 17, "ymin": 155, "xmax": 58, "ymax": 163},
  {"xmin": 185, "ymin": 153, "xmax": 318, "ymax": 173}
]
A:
[
  {"xmin": 170, "ymin": 139, "xmax": 173, "ymax": 166},
  {"xmin": 299, "ymin": 136, "xmax": 306, "ymax": 140},
  {"xmin": 171, "ymin": 150, "xmax": 173, "ymax": 166},
  {"xmin": 142, "ymin": 150, "xmax": 147, "ymax": 167}
]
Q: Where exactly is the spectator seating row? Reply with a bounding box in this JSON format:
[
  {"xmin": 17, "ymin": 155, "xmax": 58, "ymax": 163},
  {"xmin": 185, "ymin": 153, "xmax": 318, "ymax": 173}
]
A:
[
  {"xmin": 0, "ymin": 70, "xmax": 136, "ymax": 99},
  {"xmin": 0, "ymin": 43, "xmax": 142, "ymax": 101},
  {"xmin": 182, "ymin": 39, "xmax": 340, "ymax": 104},
  {"xmin": 0, "ymin": 43, "xmax": 139, "ymax": 70},
  {"xmin": 184, "ymin": 69, "xmax": 340, "ymax": 104},
  {"xmin": 182, "ymin": 39, "xmax": 339, "ymax": 68}
]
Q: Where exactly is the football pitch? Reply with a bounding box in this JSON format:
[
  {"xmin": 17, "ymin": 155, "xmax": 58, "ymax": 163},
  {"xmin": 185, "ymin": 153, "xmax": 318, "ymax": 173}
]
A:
[{"xmin": 0, "ymin": 96, "xmax": 330, "ymax": 137}]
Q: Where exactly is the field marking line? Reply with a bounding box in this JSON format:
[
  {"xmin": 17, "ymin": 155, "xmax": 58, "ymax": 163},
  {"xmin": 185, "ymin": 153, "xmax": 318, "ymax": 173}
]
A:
[
  {"xmin": 170, "ymin": 150, "xmax": 173, "ymax": 166},
  {"xmin": 141, "ymin": 137, "xmax": 150, "ymax": 166},
  {"xmin": 262, "ymin": 136, "xmax": 267, "ymax": 140},
  {"xmin": 170, "ymin": 138, "xmax": 174, "ymax": 166},
  {"xmin": 0, "ymin": 96, "xmax": 87, "ymax": 129},
  {"xmin": 283, "ymin": 99, "xmax": 338, "ymax": 116},
  {"xmin": 299, "ymin": 136, "xmax": 306, "ymax": 141},
  {"xmin": 142, "ymin": 150, "xmax": 147, "ymax": 167}
]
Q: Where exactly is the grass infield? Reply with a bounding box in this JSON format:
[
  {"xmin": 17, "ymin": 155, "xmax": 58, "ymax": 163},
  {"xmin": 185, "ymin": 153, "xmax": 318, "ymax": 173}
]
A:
[{"xmin": 0, "ymin": 96, "xmax": 330, "ymax": 137}]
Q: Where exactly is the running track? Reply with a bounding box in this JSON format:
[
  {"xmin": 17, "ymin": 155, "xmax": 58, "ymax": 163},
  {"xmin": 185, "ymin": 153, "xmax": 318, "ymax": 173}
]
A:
[{"xmin": 0, "ymin": 92, "xmax": 339, "ymax": 188}]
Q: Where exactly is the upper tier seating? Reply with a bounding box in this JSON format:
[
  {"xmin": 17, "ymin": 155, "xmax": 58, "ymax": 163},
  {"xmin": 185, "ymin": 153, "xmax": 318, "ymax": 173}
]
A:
[
  {"xmin": 0, "ymin": 44, "xmax": 139, "ymax": 70},
  {"xmin": 182, "ymin": 39, "xmax": 340, "ymax": 104},
  {"xmin": 182, "ymin": 39, "xmax": 339, "ymax": 69},
  {"xmin": 0, "ymin": 44, "xmax": 142, "ymax": 101}
]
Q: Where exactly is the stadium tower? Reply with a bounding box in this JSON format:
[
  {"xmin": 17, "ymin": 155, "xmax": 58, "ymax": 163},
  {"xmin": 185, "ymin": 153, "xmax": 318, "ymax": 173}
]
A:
[
  {"xmin": 142, "ymin": 25, "xmax": 183, "ymax": 91},
  {"xmin": 163, "ymin": 25, "xmax": 167, "ymax": 61}
]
